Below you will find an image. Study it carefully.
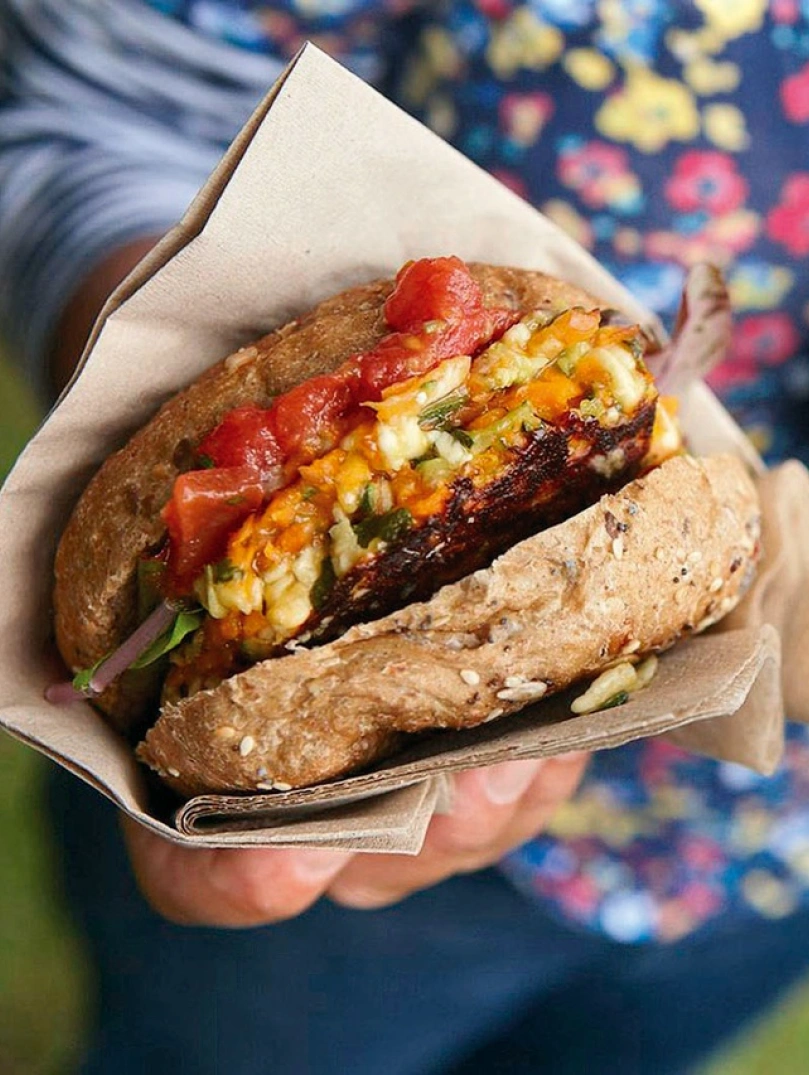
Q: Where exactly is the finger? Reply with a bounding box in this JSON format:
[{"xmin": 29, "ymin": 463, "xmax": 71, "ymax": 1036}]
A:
[
  {"xmin": 122, "ymin": 816, "xmax": 353, "ymax": 928},
  {"xmin": 328, "ymin": 752, "xmax": 588, "ymax": 909}
]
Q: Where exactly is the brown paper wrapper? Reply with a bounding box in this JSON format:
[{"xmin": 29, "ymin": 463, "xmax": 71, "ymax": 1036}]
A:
[{"xmin": 0, "ymin": 45, "xmax": 807, "ymax": 850}]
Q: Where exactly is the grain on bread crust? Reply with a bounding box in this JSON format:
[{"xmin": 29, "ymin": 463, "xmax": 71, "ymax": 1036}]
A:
[
  {"xmin": 138, "ymin": 453, "xmax": 761, "ymax": 796},
  {"xmin": 53, "ymin": 265, "xmax": 610, "ymax": 734}
]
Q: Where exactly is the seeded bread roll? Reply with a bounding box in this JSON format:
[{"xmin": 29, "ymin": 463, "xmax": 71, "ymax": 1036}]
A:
[
  {"xmin": 53, "ymin": 265, "xmax": 611, "ymax": 735},
  {"xmin": 138, "ymin": 453, "xmax": 760, "ymax": 796}
]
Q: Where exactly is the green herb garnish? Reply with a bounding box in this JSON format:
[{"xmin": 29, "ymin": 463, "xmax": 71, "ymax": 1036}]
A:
[
  {"xmin": 137, "ymin": 557, "xmax": 168, "ymax": 620},
  {"xmin": 357, "ymin": 482, "xmax": 376, "ymax": 520},
  {"xmin": 310, "ymin": 556, "xmax": 337, "ymax": 610},
  {"xmin": 448, "ymin": 427, "xmax": 474, "ymax": 448},
  {"xmin": 418, "ymin": 392, "xmax": 467, "ymax": 428},
  {"xmin": 71, "ymin": 657, "xmax": 105, "ymax": 694},
  {"xmin": 130, "ymin": 610, "xmax": 205, "ymax": 669},
  {"xmin": 601, "ymin": 690, "xmax": 630, "ymax": 710},
  {"xmin": 556, "ymin": 341, "xmax": 590, "ymax": 377},
  {"xmin": 212, "ymin": 558, "xmax": 243, "ymax": 583},
  {"xmin": 353, "ymin": 507, "xmax": 413, "ymax": 548}
]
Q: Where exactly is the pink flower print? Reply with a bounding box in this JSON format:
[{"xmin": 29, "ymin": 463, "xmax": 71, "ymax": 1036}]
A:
[
  {"xmin": 555, "ymin": 873, "xmax": 601, "ymax": 916},
  {"xmin": 645, "ymin": 209, "xmax": 759, "ymax": 268},
  {"xmin": 475, "ymin": 0, "xmax": 513, "ymax": 20},
  {"xmin": 665, "ymin": 151, "xmax": 748, "ymax": 215},
  {"xmin": 657, "ymin": 899, "xmax": 699, "ymax": 942},
  {"xmin": 557, "ymin": 140, "xmax": 641, "ymax": 213},
  {"xmin": 499, "ymin": 92, "xmax": 554, "ymax": 147},
  {"xmin": 773, "ymin": 0, "xmax": 800, "ymax": 22},
  {"xmin": 767, "ymin": 173, "xmax": 809, "ymax": 254},
  {"xmin": 706, "ymin": 355, "xmax": 759, "ymax": 392},
  {"xmin": 639, "ymin": 737, "xmax": 691, "ymax": 784},
  {"xmin": 733, "ymin": 312, "xmax": 800, "ymax": 367},
  {"xmin": 679, "ymin": 882, "xmax": 724, "ymax": 919},
  {"xmin": 782, "ymin": 64, "xmax": 809, "ymax": 123},
  {"xmin": 681, "ymin": 837, "xmax": 725, "ymax": 873},
  {"xmin": 492, "ymin": 169, "xmax": 528, "ymax": 199}
]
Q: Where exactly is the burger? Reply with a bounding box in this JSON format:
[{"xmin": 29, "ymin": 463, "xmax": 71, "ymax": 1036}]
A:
[{"xmin": 48, "ymin": 257, "xmax": 760, "ymax": 796}]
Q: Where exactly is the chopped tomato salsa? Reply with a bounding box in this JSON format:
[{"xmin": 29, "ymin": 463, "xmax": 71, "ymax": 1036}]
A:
[
  {"xmin": 161, "ymin": 257, "xmax": 517, "ymax": 593},
  {"xmin": 197, "ymin": 406, "xmax": 283, "ymax": 478},
  {"xmin": 383, "ymin": 256, "xmax": 492, "ymax": 331},
  {"xmin": 162, "ymin": 466, "xmax": 265, "ymax": 592}
]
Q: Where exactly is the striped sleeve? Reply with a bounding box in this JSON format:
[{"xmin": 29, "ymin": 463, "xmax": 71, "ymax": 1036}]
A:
[{"xmin": 0, "ymin": 0, "xmax": 282, "ymax": 393}]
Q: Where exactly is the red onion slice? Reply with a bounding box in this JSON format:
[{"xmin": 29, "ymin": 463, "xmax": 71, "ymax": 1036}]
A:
[
  {"xmin": 44, "ymin": 680, "xmax": 88, "ymax": 706},
  {"xmin": 45, "ymin": 600, "xmax": 176, "ymax": 705},
  {"xmin": 646, "ymin": 264, "xmax": 732, "ymax": 395}
]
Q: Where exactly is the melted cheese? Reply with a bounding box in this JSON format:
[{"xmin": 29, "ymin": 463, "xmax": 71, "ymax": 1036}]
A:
[{"xmin": 193, "ymin": 310, "xmax": 659, "ymax": 656}]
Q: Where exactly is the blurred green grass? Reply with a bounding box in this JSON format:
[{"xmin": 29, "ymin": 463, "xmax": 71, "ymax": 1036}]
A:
[
  {"xmin": 0, "ymin": 358, "xmax": 90, "ymax": 1074},
  {"xmin": 2, "ymin": 355, "xmax": 809, "ymax": 1073}
]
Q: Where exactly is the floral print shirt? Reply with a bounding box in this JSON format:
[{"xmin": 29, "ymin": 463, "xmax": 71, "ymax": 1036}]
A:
[{"xmin": 142, "ymin": 0, "xmax": 809, "ymax": 940}]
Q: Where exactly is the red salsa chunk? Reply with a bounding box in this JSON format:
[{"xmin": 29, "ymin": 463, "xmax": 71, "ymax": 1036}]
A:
[{"xmin": 161, "ymin": 257, "xmax": 517, "ymax": 593}]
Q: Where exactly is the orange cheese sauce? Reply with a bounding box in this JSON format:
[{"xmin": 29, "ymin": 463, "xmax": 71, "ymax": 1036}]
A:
[{"xmin": 167, "ymin": 308, "xmax": 668, "ymax": 691}]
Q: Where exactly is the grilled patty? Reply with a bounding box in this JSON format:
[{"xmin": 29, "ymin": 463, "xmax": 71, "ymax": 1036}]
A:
[{"xmin": 164, "ymin": 307, "xmax": 664, "ymax": 702}]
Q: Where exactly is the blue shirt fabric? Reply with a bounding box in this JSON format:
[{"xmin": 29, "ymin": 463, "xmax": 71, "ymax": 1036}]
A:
[{"xmin": 1, "ymin": 0, "xmax": 807, "ymax": 943}]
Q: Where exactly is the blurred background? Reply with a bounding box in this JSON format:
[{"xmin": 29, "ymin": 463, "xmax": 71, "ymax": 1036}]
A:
[{"xmin": 2, "ymin": 351, "xmax": 809, "ymax": 1074}]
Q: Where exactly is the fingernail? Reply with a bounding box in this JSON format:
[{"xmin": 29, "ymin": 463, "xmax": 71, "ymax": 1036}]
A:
[
  {"xmin": 483, "ymin": 758, "xmax": 545, "ymax": 805},
  {"xmin": 293, "ymin": 849, "xmax": 352, "ymax": 882}
]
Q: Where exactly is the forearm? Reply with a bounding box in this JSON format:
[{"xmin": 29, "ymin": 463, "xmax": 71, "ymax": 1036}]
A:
[
  {"xmin": 0, "ymin": 0, "xmax": 269, "ymax": 396},
  {"xmin": 50, "ymin": 238, "xmax": 160, "ymax": 394}
]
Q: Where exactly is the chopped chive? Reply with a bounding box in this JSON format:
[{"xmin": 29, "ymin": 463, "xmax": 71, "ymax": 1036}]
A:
[
  {"xmin": 310, "ymin": 557, "xmax": 337, "ymax": 610},
  {"xmin": 448, "ymin": 427, "xmax": 474, "ymax": 448},
  {"xmin": 212, "ymin": 558, "xmax": 243, "ymax": 583},
  {"xmin": 353, "ymin": 507, "xmax": 413, "ymax": 548},
  {"xmin": 601, "ymin": 690, "xmax": 630, "ymax": 710},
  {"xmin": 357, "ymin": 482, "xmax": 376, "ymax": 520},
  {"xmin": 418, "ymin": 392, "xmax": 467, "ymax": 428}
]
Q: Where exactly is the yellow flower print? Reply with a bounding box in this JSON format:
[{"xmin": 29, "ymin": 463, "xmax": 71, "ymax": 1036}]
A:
[
  {"xmin": 703, "ymin": 103, "xmax": 750, "ymax": 151},
  {"xmin": 730, "ymin": 806, "xmax": 772, "ymax": 853},
  {"xmin": 694, "ymin": 0, "xmax": 767, "ymax": 43},
  {"xmin": 650, "ymin": 786, "xmax": 693, "ymax": 821},
  {"xmin": 742, "ymin": 870, "xmax": 798, "ymax": 919},
  {"xmin": 613, "ymin": 227, "xmax": 642, "ymax": 256},
  {"xmin": 400, "ymin": 57, "xmax": 436, "ymax": 109},
  {"xmin": 487, "ymin": 8, "xmax": 564, "ymax": 80},
  {"xmin": 541, "ymin": 198, "xmax": 594, "ymax": 250},
  {"xmin": 563, "ymin": 48, "xmax": 615, "ymax": 92},
  {"xmin": 684, "ymin": 57, "xmax": 740, "ymax": 96},
  {"xmin": 729, "ymin": 265, "xmax": 794, "ymax": 312},
  {"xmin": 399, "ymin": 28, "xmax": 460, "ymax": 110},
  {"xmin": 786, "ymin": 845, "xmax": 809, "ymax": 883},
  {"xmin": 596, "ymin": 66, "xmax": 700, "ymax": 153},
  {"xmin": 546, "ymin": 796, "xmax": 652, "ymax": 846},
  {"xmin": 420, "ymin": 27, "xmax": 461, "ymax": 81},
  {"xmin": 746, "ymin": 424, "xmax": 773, "ymax": 456},
  {"xmin": 425, "ymin": 95, "xmax": 457, "ymax": 140},
  {"xmin": 601, "ymin": 811, "xmax": 651, "ymax": 849},
  {"xmin": 544, "ymin": 797, "xmax": 602, "ymax": 840},
  {"xmin": 666, "ymin": 26, "xmax": 726, "ymax": 61}
]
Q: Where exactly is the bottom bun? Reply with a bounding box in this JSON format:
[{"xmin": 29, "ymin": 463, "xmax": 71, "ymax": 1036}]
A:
[{"xmin": 138, "ymin": 453, "xmax": 760, "ymax": 796}]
